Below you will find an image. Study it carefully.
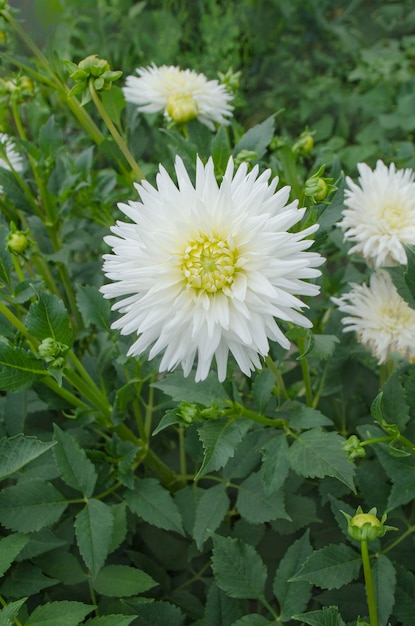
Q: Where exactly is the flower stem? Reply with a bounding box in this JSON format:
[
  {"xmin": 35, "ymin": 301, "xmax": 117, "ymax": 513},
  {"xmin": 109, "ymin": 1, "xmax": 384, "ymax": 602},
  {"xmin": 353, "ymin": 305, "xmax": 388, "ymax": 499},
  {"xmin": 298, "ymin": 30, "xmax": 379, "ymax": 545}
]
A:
[
  {"xmin": 265, "ymin": 354, "xmax": 290, "ymax": 401},
  {"xmin": 297, "ymin": 337, "xmax": 313, "ymax": 406},
  {"xmin": 360, "ymin": 540, "xmax": 378, "ymax": 626},
  {"xmin": 88, "ymin": 79, "xmax": 145, "ymax": 180},
  {"xmin": 232, "ymin": 402, "xmax": 287, "ymax": 428}
]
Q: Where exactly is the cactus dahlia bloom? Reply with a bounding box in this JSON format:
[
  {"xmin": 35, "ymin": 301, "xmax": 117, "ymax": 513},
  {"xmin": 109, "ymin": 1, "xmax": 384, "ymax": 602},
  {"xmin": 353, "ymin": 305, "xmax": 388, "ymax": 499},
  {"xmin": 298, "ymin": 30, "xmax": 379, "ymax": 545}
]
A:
[
  {"xmin": 0, "ymin": 133, "xmax": 23, "ymax": 193},
  {"xmin": 338, "ymin": 160, "xmax": 415, "ymax": 268},
  {"xmin": 101, "ymin": 156, "xmax": 323, "ymax": 382},
  {"xmin": 332, "ymin": 270, "xmax": 415, "ymax": 364},
  {"xmin": 122, "ymin": 64, "xmax": 233, "ymax": 129}
]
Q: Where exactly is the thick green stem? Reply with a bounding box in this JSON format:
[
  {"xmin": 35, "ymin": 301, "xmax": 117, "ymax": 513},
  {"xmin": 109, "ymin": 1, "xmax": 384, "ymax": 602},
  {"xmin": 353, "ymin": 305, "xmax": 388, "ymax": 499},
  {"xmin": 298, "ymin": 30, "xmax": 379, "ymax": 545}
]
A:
[
  {"xmin": 88, "ymin": 79, "xmax": 145, "ymax": 180},
  {"xmin": 265, "ymin": 354, "xmax": 290, "ymax": 401},
  {"xmin": 233, "ymin": 402, "xmax": 287, "ymax": 428},
  {"xmin": 361, "ymin": 540, "xmax": 378, "ymax": 626}
]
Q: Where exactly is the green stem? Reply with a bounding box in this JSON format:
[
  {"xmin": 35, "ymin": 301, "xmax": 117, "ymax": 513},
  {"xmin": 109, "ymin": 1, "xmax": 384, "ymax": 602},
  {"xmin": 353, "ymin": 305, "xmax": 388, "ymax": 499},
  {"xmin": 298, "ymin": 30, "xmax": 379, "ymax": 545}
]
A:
[
  {"xmin": 360, "ymin": 540, "xmax": 378, "ymax": 626},
  {"xmin": 265, "ymin": 354, "xmax": 290, "ymax": 401},
  {"xmin": 232, "ymin": 402, "xmax": 287, "ymax": 428},
  {"xmin": 41, "ymin": 377, "xmax": 91, "ymax": 411},
  {"xmin": 0, "ymin": 300, "xmax": 32, "ymax": 339},
  {"xmin": 382, "ymin": 525, "xmax": 415, "ymax": 555},
  {"xmin": 178, "ymin": 426, "xmax": 187, "ymax": 477},
  {"xmin": 88, "ymin": 79, "xmax": 145, "ymax": 180}
]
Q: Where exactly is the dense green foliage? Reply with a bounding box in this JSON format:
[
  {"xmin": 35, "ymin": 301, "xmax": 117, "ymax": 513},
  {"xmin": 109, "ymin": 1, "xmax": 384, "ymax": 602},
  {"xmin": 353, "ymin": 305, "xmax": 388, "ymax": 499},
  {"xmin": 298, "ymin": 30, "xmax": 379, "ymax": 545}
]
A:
[{"xmin": 0, "ymin": 1, "xmax": 415, "ymax": 625}]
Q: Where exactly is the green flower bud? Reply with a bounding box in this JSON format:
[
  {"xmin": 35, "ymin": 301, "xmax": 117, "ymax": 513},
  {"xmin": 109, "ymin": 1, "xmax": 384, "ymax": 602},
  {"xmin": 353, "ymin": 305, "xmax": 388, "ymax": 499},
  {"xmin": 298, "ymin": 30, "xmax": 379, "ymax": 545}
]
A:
[
  {"xmin": 293, "ymin": 130, "xmax": 315, "ymax": 155},
  {"xmin": 234, "ymin": 149, "xmax": 258, "ymax": 168},
  {"xmin": 217, "ymin": 68, "xmax": 241, "ymax": 92},
  {"xmin": 342, "ymin": 434, "xmax": 366, "ymax": 460},
  {"xmin": 342, "ymin": 506, "xmax": 397, "ymax": 542},
  {"xmin": 179, "ymin": 402, "xmax": 200, "ymax": 424},
  {"xmin": 304, "ymin": 165, "xmax": 337, "ymax": 204},
  {"xmin": 38, "ymin": 337, "xmax": 69, "ymax": 362},
  {"xmin": 67, "ymin": 55, "xmax": 122, "ymax": 100},
  {"xmin": 7, "ymin": 230, "xmax": 29, "ymax": 254}
]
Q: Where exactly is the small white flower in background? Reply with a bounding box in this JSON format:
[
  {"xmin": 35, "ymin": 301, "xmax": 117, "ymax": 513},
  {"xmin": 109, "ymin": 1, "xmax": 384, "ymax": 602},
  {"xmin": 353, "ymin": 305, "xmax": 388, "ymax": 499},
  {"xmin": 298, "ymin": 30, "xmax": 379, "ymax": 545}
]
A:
[
  {"xmin": 0, "ymin": 133, "xmax": 23, "ymax": 194},
  {"xmin": 332, "ymin": 270, "xmax": 415, "ymax": 364},
  {"xmin": 101, "ymin": 156, "xmax": 323, "ymax": 382},
  {"xmin": 338, "ymin": 160, "xmax": 415, "ymax": 268},
  {"xmin": 122, "ymin": 64, "xmax": 233, "ymax": 130}
]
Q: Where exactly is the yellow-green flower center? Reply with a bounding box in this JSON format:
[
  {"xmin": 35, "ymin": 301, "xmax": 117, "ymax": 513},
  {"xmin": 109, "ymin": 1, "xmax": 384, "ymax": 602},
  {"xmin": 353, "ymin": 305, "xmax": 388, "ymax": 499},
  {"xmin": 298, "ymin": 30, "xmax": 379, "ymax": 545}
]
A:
[
  {"xmin": 166, "ymin": 93, "xmax": 199, "ymax": 123},
  {"xmin": 378, "ymin": 203, "xmax": 407, "ymax": 230},
  {"xmin": 351, "ymin": 513, "xmax": 380, "ymax": 528},
  {"xmin": 181, "ymin": 234, "xmax": 237, "ymax": 293}
]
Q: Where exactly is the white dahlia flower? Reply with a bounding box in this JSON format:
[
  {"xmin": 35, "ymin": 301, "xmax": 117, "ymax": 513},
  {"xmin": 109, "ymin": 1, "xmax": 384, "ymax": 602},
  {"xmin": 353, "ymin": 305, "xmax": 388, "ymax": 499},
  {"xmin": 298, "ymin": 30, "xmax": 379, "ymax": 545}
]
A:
[
  {"xmin": 0, "ymin": 133, "xmax": 23, "ymax": 193},
  {"xmin": 101, "ymin": 156, "xmax": 323, "ymax": 382},
  {"xmin": 338, "ymin": 160, "xmax": 415, "ymax": 268},
  {"xmin": 122, "ymin": 64, "xmax": 233, "ymax": 129},
  {"xmin": 332, "ymin": 270, "xmax": 415, "ymax": 364}
]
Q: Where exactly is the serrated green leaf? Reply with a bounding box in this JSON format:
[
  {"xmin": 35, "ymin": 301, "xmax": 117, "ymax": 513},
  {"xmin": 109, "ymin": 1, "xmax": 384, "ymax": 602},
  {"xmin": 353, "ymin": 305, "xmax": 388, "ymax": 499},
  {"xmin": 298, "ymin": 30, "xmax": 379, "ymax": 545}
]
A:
[
  {"xmin": 372, "ymin": 554, "xmax": 396, "ymax": 626},
  {"xmin": 38, "ymin": 116, "xmax": 63, "ymax": 154},
  {"xmin": 152, "ymin": 370, "xmax": 227, "ymax": 406},
  {"xmin": 204, "ymin": 583, "xmax": 242, "ymax": 626},
  {"xmin": 125, "ymin": 478, "xmax": 184, "ymax": 534},
  {"xmin": 381, "ymin": 371, "xmax": 410, "ymax": 430},
  {"xmin": 236, "ymin": 471, "xmax": 290, "ymax": 523},
  {"xmin": 0, "ymin": 598, "xmax": 27, "ymax": 626},
  {"xmin": 84, "ymin": 617, "xmax": 136, "ymax": 626},
  {"xmin": 74, "ymin": 499, "xmax": 113, "ymax": 577},
  {"xmin": 26, "ymin": 292, "xmax": 72, "ymax": 346},
  {"xmin": 282, "ymin": 402, "xmax": 333, "ymax": 429},
  {"xmin": 374, "ymin": 444, "xmax": 415, "ymax": 510},
  {"xmin": 193, "ymin": 483, "xmax": 229, "ymax": 549},
  {"xmin": 273, "ymin": 530, "xmax": 313, "ymax": 621},
  {"xmin": 260, "ymin": 433, "xmax": 290, "ymax": 496},
  {"xmin": 212, "ymin": 535, "xmax": 267, "ymax": 600},
  {"xmin": 76, "ymin": 284, "xmax": 110, "ymax": 330},
  {"xmin": 233, "ymin": 115, "xmax": 275, "ymax": 158},
  {"xmin": 152, "ymin": 408, "xmax": 183, "ymax": 435},
  {"xmin": 300, "ymin": 334, "xmax": 340, "ymax": 360},
  {"xmin": 196, "ymin": 418, "xmax": 250, "ymax": 479},
  {"xmin": 93, "ymin": 564, "xmax": 156, "ymax": 597},
  {"xmin": 53, "ymin": 425, "xmax": 97, "ymax": 496},
  {"xmin": 0, "ymin": 345, "xmax": 46, "ymax": 392},
  {"xmin": 35, "ymin": 549, "xmax": 87, "ymax": 585},
  {"xmin": 291, "ymin": 543, "xmax": 361, "ymax": 590},
  {"xmin": 292, "ymin": 606, "xmax": 346, "ymax": 626},
  {"xmin": 0, "ymin": 434, "xmax": 56, "ymax": 480},
  {"xmin": 127, "ymin": 600, "xmax": 185, "ymax": 626},
  {"xmin": 288, "ymin": 429, "xmax": 355, "ymax": 491},
  {"xmin": 25, "ymin": 601, "xmax": 94, "ymax": 625},
  {"xmin": 0, "ymin": 479, "xmax": 67, "ymax": 532},
  {"xmin": 386, "ymin": 245, "xmax": 415, "ymax": 308},
  {"xmin": 0, "ymin": 533, "xmax": 29, "ymax": 578}
]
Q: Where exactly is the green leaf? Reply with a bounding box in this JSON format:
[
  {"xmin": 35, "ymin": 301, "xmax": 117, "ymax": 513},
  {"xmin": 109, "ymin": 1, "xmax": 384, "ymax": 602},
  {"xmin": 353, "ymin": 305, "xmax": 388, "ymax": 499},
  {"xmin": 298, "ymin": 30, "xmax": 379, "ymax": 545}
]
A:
[
  {"xmin": 193, "ymin": 483, "xmax": 230, "ymax": 549},
  {"xmin": 0, "ymin": 598, "xmax": 27, "ymax": 625},
  {"xmin": 25, "ymin": 601, "xmax": 94, "ymax": 625},
  {"xmin": 93, "ymin": 564, "xmax": 156, "ymax": 597},
  {"xmin": 74, "ymin": 499, "xmax": 113, "ymax": 577},
  {"xmin": 0, "ymin": 533, "xmax": 29, "ymax": 577},
  {"xmin": 210, "ymin": 126, "xmax": 231, "ymax": 174},
  {"xmin": 381, "ymin": 371, "xmax": 410, "ymax": 430},
  {"xmin": 1, "ymin": 563, "xmax": 58, "ymax": 598},
  {"xmin": 236, "ymin": 471, "xmax": 290, "ymax": 523},
  {"xmin": 231, "ymin": 617, "xmax": 271, "ymax": 626},
  {"xmin": 395, "ymin": 565, "xmax": 415, "ymax": 626},
  {"xmin": 0, "ymin": 434, "xmax": 56, "ymax": 480},
  {"xmin": 0, "ymin": 345, "xmax": 46, "ymax": 392},
  {"xmin": 372, "ymin": 554, "xmax": 396, "ymax": 626},
  {"xmin": 281, "ymin": 402, "xmax": 333, "ymax": 429},
  {"xmin": 260, "ymin": 433, "xmax": 290, "ymax": 496},
  {"xmin": 0, "ymin": 479, "xmax": 67, "ymax": 532},
  {"xmin": 273, "ymin": 530, "xmax": 313, "ymax": 621},
  {"xmin": 212, "ymin": 535, "xmax": 267, "ymax": 600},
  {"xmin": 291, "ymin": 543, "xmax": 361, "ymax": 590},
  {"xmin": 374, "ymin": 444, "xmax": 415, "ymax": 510},
  {"xmin": 300, "ymin": 334, "xmax": 340, "ymax": 360},
  {"xmin": 152, "ymin": 370, "xmax": 227, "ymax": 406},
  {"xmin": 127, "ymin": 601, "xmax": 185, "ymax": 626},
  {"xmin": 292, "ymin": 606, "xmax": 346, "ymax": 626},
  {"xmin": 196, "ymin": 418, "xmax": 250, "ymax": 479},
  {"xmin": 53, "ymin": 425, "xmax": 97, "ymax": 496},
  {"xmin": 84, "ymin": 617, "xmax": 136, "ymax": 626},
  {"xmin": 288, "ymin": 429, "xmax": 355, "ymax": 491},
  {"xmin": 125, "ymin": 478, "xmax": 184, "ymax": 535},
  {"xmin": 233, "ymin": 115, "xmax": 275, "ymax": 159},
  {"xmin": 76, "ymin": 284, "xmax": 111, "ymax": 330},
  {"xmin": 26, "ymin": 292, "xmax": 73, "ymax": 346},
  {"xmin": 204, "ymin": 583, "xmax": 242, "ymax": 626},
  {"xmin": 386, "ymin": 245, "xmax": 415, "ymax": 308},
  {"xmin": 38, "ymin": 116, "xmax": 63, "ymax": 155},
  {"xmin": 101, "ymin": 86, "xmax": 126, "ymax": 127}
]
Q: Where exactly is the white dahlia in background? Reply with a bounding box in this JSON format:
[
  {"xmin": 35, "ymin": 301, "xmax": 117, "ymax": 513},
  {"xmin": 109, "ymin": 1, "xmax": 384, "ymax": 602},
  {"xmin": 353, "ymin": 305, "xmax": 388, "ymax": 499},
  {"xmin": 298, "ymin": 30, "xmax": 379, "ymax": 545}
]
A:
[
  {"xmin": 0, "ymin": 133, "xmax": 23, "ymax": 193},
  {"xmin": 122, "ymin": 64, "xmax": 233, "ymax": 129},
  {"xmin": 332, "ymin": 270, "xmax": 415, "ymax": 364},
  {"xmin": 101, "ymin": 156, "xmax": 323, "ymax": 382},
  {"xmin": 338, "ymin": 160, "xmax": 415, "ymax": 268}
]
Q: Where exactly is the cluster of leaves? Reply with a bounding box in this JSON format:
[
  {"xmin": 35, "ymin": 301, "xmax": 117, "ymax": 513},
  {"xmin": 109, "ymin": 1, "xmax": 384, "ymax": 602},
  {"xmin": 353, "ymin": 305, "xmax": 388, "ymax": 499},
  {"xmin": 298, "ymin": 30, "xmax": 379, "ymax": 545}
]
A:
[{"xmin": 0, "ymin": 1, "xmax": 415, "ymax": 625}]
